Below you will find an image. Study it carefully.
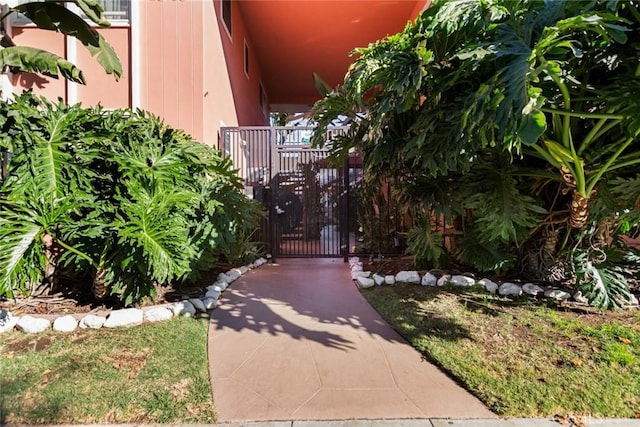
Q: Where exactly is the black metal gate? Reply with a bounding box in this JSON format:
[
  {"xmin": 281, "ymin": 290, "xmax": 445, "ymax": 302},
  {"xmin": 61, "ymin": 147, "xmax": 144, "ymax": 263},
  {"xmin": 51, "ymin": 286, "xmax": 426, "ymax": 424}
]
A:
[{"xmin": 221, "ymin": 126, "xmax": 359, "ymax": 260}]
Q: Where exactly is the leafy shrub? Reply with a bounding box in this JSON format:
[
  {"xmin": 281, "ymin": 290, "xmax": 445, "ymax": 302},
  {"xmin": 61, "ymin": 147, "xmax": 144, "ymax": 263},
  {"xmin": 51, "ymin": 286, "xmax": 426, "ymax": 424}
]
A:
[
  {"xmin": 0, "ymin": 93, "xmax": 262, "ymax": 304},
  {"xmin": 311, "ymin": 0, "xmax": 640, "ymax": 309}
]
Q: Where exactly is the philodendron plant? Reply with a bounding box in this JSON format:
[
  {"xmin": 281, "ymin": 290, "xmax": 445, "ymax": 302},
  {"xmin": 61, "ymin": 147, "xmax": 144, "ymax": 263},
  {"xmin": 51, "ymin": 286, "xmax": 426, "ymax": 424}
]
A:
[
  {"xmin": 0, "ymin": 93, "xmax": 262, "ymax": 305},
  {"xmin": 311, "ymin": 0, "xmax": 639, "ymax": 309}
]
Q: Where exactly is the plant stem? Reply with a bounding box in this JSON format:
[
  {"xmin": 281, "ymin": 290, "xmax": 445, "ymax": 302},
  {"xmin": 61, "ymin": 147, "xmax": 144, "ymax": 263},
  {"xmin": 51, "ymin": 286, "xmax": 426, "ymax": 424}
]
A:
[
  {"xmin": 579, "ymin": 117, "xmax": 619, "ymax": 155},
  {"xmin": 586, "ymin": 137, "xmax": 635, "ymax": 195},
  {"xmin": 54, "ymin": 238, "xmax": 98, "ymax": 269},
  {"xmin": 603, "ymin": 156, "xmax": 640, "ymax": 173},
  {"xmin": 552, "ymin": 80, "xmax": 572, "ymax": 149},
  {"xmin": 531, "ymin": 144, "xmax": 562, "ymax": 168},
  {"xmin": 540, "ymin": 108, "xmax": 624, "ymax": 120},
  {"xmin": 559, "ymin": 225, "xmax": 572, "ymax": 252},
  {"xmin": 543, "ymin": 71, "xmax": 592, "ymax": 195},
  {"xmin": 580, "ymin": 119, "xmax": 622, "ymax": 155}
]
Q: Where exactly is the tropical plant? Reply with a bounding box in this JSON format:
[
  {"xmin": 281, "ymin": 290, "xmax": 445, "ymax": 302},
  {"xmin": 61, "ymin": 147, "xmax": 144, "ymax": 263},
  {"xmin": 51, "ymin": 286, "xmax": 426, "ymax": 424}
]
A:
[
  {"xmin": 0, "ymin": 93, "xmax": 262, "ymax": 304},
  {"xmin": 0, "ymin": 0, "xmax": 122, "ymax": 84},
  {"xmin": 311, "ymin": 0, "xmax": 640, "ymax": 309}
]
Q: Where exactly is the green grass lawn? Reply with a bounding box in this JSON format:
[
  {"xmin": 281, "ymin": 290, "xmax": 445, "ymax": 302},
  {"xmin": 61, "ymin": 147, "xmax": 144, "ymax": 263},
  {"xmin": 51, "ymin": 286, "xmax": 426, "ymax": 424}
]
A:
[
  {"xmin": 362, "ymin": 285, "xmax": 640, "ymax": 418},
  {"xmin": 0, "ymin": 316, "xmax": 215, "ymax": 424}
]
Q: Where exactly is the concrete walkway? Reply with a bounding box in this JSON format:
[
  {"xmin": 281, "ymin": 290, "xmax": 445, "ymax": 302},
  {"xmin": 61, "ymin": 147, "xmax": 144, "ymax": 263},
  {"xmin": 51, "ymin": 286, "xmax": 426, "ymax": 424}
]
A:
[{"xmin": 208, "ymin": 259, "xmax": 495, "ymax": 423}]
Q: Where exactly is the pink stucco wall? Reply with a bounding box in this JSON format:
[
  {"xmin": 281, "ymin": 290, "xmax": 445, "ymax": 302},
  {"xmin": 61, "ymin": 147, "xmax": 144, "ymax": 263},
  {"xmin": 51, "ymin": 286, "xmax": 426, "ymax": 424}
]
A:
[
  {"xmin": 138, "ymin": 1, "xmax": 205, "ymax": 142},
  {"xmin": 214, "ymin": 0, "xmax": 270, "ymax": 128},
  {"xmin": 137, "ymin": 0, "xmax": 269, "ymax": 146},
  {"xmin": 10, "ymin": 28, "xmax": 66, "ymax": 100},
  {"xmin": 76, "ymin": 27, "xmax": 130, "ymax": 108},
  {"xmin": 202, "ymin": 0, "xmax": 241, "ymax": 147},
  {"xmin": 10, "ymin": 26, "xmax": 129, "ymax": 108},
  {"xmin": 9, "ymin": 3, "xmax": 250, "ymax": 148}
]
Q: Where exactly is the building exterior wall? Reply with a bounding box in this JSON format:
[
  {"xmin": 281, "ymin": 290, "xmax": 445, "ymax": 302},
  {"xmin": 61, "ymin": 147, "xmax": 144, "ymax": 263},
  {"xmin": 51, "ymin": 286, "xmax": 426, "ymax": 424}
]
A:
[
  {"xmin": 6, "ymin": 1, "xmax": 262, "ymax": 147},
  {"xmin": 214, "ymin": 0, "xmax": 270, "ymax": 128},
  {"xmin": 10, "ymin": 28, "xmax": 66, "ymax": 100},
  {"xmin": 76, "ymin": 27, "xmax": 131, "ymax": 108},
  {"xmin": 203, "ymin": 0, "xmax": 240, "ymax": 147},
  {"xmin": 7, "ymin": 1, "xmax": 420, "ymax": 147},
  {"xmin": 411, "ymin": 0, "xmax": 430, "ymax": 20},
  {"xmin": 138, "ymin": 0, "xmax": 205, "ymax": 143},
  {"xmin": 10, "ymin": 26, "xmax": 130, "ymax": 108}
]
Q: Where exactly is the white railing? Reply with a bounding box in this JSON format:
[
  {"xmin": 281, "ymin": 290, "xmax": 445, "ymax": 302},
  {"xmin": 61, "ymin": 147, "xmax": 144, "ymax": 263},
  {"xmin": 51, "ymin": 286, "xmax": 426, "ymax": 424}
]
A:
[{"xmin": 220, "ymin": 126, "xmax": 348, "ymax": 187}]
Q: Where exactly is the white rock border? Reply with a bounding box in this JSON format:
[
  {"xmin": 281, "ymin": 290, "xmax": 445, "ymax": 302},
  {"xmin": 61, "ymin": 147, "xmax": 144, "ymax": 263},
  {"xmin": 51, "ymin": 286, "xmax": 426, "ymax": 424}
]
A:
[
  {"xmin": 0, "ymin": 257, "xmax": 269, "ymax": 335},
  {"xmin": 349, "ymin": 258, "xmax": 640, "ymax": 310}
]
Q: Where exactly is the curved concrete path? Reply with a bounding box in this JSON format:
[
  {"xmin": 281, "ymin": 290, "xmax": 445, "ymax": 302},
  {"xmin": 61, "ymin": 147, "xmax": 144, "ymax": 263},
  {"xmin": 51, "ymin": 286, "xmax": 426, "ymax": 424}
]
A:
[{"xmin": 208, "ymin": 259, "xmax": 495, "ymax": 423}]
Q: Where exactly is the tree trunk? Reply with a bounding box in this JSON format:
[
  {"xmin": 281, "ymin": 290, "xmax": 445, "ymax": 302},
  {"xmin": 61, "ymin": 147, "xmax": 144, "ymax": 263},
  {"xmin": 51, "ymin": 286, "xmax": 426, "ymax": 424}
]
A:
[
  {"xmin": 560, "ymin": 167, "xmax": 576, "ymax": 194},
  {"xmin": 560, "ymin": 167, "xmax": 590, "ymax": 229},
  {"xmin": 569, "ymin": 190, "xmax": 590, "ymax": 229},
  {"xmin": 92, "ymin": 267, "xmax": 108, "ymax": 299}
]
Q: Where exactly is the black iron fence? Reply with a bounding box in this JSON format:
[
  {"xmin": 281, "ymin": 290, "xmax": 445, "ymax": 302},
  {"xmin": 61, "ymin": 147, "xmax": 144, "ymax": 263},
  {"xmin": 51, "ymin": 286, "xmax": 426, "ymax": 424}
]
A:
[{"xmin": 220, "ymin": 126, "xmax": 407, "ymax": 260}]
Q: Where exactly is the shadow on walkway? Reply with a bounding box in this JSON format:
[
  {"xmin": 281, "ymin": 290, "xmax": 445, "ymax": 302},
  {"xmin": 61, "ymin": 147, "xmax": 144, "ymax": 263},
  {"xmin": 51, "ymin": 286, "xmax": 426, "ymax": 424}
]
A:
[{"xmin": 208, "ymin": 258, "xmax": 495, "ymax": 422}]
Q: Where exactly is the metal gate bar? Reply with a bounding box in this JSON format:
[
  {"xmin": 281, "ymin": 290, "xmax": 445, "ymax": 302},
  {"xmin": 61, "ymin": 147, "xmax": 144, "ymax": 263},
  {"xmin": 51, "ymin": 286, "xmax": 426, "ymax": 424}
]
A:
[
  {"xmin": 274, "ymin": 146, "xmax": 343, "ymax": 258},
  {"xmin": 221, "ymin": 126, "xmax": 353, "ymax": 260}
]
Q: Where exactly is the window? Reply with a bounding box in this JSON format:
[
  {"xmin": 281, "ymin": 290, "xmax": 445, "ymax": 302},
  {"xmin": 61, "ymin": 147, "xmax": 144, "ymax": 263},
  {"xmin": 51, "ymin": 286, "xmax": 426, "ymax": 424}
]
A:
[
  {"xmin": 221, "ymin": 0, "xmax": 232, "ymax": 37},
  {"xmin": 99, "ymin": 0, "xmax": 130, "ymax": 22},
  {"xmin": 244, "ymin": 40, "xmax": 250, "ymax": 78},
  {"xmin": 11, "ymin": 0, "xmax": 38, "ymax": 25}
]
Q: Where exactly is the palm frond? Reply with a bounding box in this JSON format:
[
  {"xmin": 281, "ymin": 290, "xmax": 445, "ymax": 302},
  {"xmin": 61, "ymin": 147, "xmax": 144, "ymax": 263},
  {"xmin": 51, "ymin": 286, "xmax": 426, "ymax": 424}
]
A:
[{"xmin": 12, "ymin": 1, "xmax": 122, "ymax": 79}]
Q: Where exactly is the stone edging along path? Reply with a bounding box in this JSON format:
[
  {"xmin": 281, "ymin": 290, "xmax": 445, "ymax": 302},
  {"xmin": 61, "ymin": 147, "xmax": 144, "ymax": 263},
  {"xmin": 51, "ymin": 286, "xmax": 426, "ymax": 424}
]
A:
[
  {"xmin": 0, "ymin": 257, "xmax": 269, "ymax": 335},
  {"xmin": 349, "ymin": 257, "xmax": 640, "ymax": 309}
]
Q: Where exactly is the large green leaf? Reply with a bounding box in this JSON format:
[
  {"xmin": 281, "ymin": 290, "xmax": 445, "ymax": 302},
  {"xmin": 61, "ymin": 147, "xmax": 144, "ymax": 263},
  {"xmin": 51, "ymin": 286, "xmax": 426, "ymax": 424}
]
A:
[
  {"xmin": 574, "ymin": 250, "xmax": 633, "ymax": 310},
  {"xmin": 73, "ymin": 0, "xmax": 110, "ymax": 27},
  {"xmin": 114, "ymin": 193, "xmax": 194, "ymax": 285},
  {"xmin": 0, "ymin": 215, "xmax": 43, "ymax": 298},
  {"xmin": 517, "ymin": 109, "xmax": 547, "ymax": 146},
  {"xmin": 14, "ymin": 2, "xmax": 100, "ymax": 46},
  {"xmin": 457, "ymin": 233, "xmax": 516, "ymax": 273},
  {"xmin": 84, "ymin": 33, "xmax": 122, "ymax": 80},
  {"xmin": 0, "ymin": 193, "xmax": 79, "ymax": 298},
  {"xmin": 312, "ymin": 72, "xmax": 333, "ymax": 97},
  {"xmin": 0, "ymin": 46, "xmax": 85, "ymax": 84},
  {"xmin": 461, "ymin": 153, "xmax": 547, "ymax": 245},
  {"xmin": 31, "ymin": 104, "xmax": 85, "ymax": 195},
  {"xmin": 1, "ymin": 97, "xmax": 99, "ymax": 206},
  {"xmin": 13, "ymin": 2, "xmax": 122, "ymax": 80},
  {"xmin": 406, "ymin": 217, "xmax": 445, "ymax": 267}
]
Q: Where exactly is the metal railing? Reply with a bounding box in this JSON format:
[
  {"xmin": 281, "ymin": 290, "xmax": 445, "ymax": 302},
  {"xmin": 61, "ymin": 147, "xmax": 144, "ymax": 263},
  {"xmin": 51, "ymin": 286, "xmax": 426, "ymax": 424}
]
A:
[
  {"xmin": 220, "ymin": 126, "xmax": 349, "ymax": 187},
  {"xmin": 220, "ymin": 126, "xmax": 407, "ymax": 260},
  {"xmin": 221, "ymin": 126, "xmax": 351, "ymax": 259}
]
